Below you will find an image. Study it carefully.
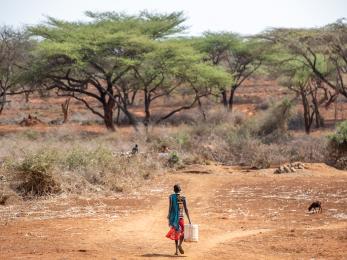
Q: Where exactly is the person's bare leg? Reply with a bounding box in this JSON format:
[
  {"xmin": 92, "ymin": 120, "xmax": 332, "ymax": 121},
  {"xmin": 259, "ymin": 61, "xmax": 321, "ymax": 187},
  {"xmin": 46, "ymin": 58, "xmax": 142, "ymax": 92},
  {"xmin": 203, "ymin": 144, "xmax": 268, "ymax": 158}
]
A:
[
  {"xmin": 178, "ymin": 236, "xmax": 184, "ymax": 254},
  {"xmin": 179, "ymin": 236, "xmax": 183, "ymax": 246},
  {"xmin": 175, "ymin": 240, "xmax": 179, "ymax": 255}
]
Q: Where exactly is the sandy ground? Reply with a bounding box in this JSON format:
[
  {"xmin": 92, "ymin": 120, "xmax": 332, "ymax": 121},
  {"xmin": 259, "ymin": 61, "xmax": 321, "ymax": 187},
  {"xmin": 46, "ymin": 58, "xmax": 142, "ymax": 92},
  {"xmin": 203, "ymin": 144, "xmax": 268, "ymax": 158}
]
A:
[{"xmin": 1, "ymin": 163, "xmax": 347, "ymax": 260}]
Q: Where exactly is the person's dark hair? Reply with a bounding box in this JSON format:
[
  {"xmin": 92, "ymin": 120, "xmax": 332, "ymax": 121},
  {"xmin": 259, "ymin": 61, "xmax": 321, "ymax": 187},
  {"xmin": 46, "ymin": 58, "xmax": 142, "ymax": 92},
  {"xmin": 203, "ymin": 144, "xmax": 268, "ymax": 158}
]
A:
[{"xmin": 173, "ymin": 184, "xmax": 181, "ymax": 193}]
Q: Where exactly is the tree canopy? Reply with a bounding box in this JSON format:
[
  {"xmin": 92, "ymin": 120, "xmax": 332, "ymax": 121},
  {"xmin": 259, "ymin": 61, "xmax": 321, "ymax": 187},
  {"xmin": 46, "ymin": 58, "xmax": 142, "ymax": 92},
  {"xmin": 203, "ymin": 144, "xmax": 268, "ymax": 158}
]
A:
[
  {"xmin": 26, "ymin": 11, "xmax": 231, "ymax": 130},
  {"xmin": 0, "ymin": 11, "xmax": 345, "ymax": 133}
]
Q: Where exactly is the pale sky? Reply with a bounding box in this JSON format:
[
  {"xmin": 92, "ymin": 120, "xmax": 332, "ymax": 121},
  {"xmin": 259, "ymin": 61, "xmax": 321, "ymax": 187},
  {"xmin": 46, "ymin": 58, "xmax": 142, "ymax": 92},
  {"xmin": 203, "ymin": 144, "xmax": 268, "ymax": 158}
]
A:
[{"xmin": 1, "ymin": 0, "xmax": 346, "ymax": 35}]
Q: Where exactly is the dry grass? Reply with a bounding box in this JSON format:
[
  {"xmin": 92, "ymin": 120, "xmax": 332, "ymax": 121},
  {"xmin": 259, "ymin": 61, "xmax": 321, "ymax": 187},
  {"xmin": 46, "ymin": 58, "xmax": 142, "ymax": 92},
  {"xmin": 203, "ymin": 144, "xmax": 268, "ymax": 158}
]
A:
[
  {"xmin": 0, "ymin": 128, "xmax": 164, "ymax": 199},
  {"xmin": 0, "ymin": 105, "xmax": 332, "ymax": 202}
]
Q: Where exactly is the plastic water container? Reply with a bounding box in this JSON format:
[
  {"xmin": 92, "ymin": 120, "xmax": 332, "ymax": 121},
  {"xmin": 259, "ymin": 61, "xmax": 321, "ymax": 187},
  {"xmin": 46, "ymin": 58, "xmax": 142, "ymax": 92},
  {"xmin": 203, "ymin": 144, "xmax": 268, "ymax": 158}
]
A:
[{"xmin": 184, "ymin": 224, "xmax": 199, "ymax": 242}]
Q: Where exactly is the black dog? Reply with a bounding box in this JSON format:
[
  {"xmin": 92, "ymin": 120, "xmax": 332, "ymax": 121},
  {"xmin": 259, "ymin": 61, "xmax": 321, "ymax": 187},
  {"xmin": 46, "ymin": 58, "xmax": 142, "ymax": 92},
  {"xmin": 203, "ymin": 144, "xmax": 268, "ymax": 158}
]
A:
[{"xmin": 308, "ymin": 201, "xmax": 322, "ymax": 213}]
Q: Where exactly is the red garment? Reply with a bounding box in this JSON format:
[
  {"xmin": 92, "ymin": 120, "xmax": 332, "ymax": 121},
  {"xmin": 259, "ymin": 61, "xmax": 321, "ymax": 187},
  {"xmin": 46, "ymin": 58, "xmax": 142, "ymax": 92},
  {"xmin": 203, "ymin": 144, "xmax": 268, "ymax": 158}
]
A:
[{"xmin": 166, "ymin": 218, "xmax": 184, "ymax": 240}]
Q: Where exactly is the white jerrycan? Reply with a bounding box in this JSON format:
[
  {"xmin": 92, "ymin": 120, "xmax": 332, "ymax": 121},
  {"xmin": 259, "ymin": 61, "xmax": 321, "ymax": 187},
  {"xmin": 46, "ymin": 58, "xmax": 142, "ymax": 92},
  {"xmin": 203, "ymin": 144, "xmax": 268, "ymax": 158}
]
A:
[{"xmin": 184, "ymin": 224, "xmax": 199, "ymax": 242}]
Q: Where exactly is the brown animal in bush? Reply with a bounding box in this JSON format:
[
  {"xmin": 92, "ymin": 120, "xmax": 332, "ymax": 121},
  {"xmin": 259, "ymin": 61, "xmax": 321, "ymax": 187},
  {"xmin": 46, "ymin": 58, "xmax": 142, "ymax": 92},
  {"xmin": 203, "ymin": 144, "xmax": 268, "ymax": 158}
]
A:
[{"xmin": 308, "ymin": 201, "xmax": 322, "ymax": 213}]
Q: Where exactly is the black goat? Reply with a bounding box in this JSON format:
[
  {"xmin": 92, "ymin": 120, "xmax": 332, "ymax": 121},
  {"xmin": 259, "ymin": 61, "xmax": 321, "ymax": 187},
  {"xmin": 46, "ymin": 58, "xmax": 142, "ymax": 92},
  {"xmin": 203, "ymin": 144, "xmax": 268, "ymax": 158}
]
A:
[{"xmin": 308, "ymin": 201, "xmax": 322, "ymax": 213}]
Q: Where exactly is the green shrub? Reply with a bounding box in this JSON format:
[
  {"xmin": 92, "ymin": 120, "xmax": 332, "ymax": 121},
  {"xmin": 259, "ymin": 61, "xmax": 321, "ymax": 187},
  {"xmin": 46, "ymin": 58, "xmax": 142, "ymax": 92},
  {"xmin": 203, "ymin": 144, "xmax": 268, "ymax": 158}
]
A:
[
  {"xmin": 174, "ymin": 132, "xmax": 191, "ymax": 149},
  {"xmin": 168, "ymin": 151, "xmax": 180, "ymax": 166},
  {"xmin": 16, "ymin": 149, "xmax": 58, "ymax": 174},
  {"xmin": 64, "ymin": 147, "xmax": 90, "ymax": 170},
  {"xmin": 89, "ymin": 146, "xmax": 114, "ymax": 169},
  {"xmin": 327, "ymin": 120, "xmax": 347, "ymax": 169},
  {"xmin": 329, "ymin": 120, "xmax": 347, "ymax": 146}
]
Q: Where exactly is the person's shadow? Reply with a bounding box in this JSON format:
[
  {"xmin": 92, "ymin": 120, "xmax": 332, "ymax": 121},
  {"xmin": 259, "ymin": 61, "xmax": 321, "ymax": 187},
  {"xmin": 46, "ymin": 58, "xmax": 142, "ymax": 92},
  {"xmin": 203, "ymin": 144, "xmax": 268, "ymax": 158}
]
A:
[{"xmin": 141, "ymin": 253, "xmax": 187, "ymax": 258}]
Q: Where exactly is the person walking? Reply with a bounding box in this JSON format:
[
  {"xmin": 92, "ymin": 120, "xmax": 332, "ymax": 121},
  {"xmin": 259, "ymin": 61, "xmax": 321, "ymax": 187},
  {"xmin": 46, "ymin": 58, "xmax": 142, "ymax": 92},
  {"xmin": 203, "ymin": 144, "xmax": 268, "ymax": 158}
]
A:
[{"xmin": 166, "ymin": 184, "xmax": 191, "ymax": 255}]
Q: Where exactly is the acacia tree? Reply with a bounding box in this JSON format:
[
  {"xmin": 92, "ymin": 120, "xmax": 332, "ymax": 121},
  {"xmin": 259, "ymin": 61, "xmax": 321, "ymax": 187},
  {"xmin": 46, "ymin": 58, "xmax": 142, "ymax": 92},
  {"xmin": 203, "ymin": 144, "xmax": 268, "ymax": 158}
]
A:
[
  {"xmin": 132, "ymin": 41, "xmax": 185, "ymax": 126},
  {"xmin": 155, "ymin": 62, "xmax": 232, "ymax": 124},
  {"xmin": 264, "ymin": 38, "xmax": 334, "ymax": 133},
  {"xmin": 277, "ymin": 62, "xmax": 324, "ymax": 133},
  {"xmin": 0, "ymin": 26, "xmax": 32, "ymax": 114},
  {"xmin": 131, "ymin": 39, "xmax": 230, "ymax": 125},
  {"xmin": 319, "ymin": 20, "xmax": 347, "ymax": 97},
  {"xmin": 28, "ymin": 11, "xmax": 186, "ymax": 131},
  {"xmin": 194, "ymin": 32, "xmax": 265, "ymax": 111},
  {"xmin": 260, "ymin": 21, "xmax": 347, "ymax": 99}
]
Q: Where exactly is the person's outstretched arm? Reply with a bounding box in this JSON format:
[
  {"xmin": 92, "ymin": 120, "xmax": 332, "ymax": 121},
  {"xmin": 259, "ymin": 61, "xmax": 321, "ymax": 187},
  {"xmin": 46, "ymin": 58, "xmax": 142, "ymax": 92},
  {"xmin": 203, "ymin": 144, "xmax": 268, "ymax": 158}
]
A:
[{"xmin": 183, "ymin": 198, "xmax": 191, "ymax": 224}]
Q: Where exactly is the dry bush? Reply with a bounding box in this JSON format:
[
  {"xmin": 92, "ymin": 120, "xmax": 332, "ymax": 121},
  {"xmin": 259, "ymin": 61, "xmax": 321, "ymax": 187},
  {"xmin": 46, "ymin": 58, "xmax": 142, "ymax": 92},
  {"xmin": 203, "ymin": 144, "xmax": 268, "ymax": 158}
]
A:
[
  {"xmin": 172, "ymin": 107, "xmax": 327, "ymax": 168},
  {"xmin": 226, "ymin": 132, "xmax": 280, "ymax": 168},
  {"xmin": 0, "ymin": 104, "xmax": 332, "ymax": 201},
  {"xmin": 0, "ymin": 133, "xmax": 163, "ymax": 198},
  {"xmin": 196, "ymin": 106, "xmax": 246, "ymax": 126},
  {"xmin": 286, "ymin": 135, "xmax": 327, "ymax": 163},
  {"xmin": 101, "ymin": 153, "xmax": 163, "ymax": 192},
  {"xmin": 1, "ymin": 162, "xmax": 21, "ymax": 205},
  {"xmin": 255, "ymin": 98, "xmax": 272, "ymax": 110},
  {"xmin": 70, "ymin": 112, "xmax": 102, "ymax": 125},
  {"xmin": 0, "ymin": 193, "xmax": 21, "ymax": 206},
  {"xmin": 234, "ymin": 94, "xmax": 262, "ymax": 104},
  {"xmin": 154, "ymin": 111, "xmax": 197, "ymax": 126},
  {"xmin": 288, "ymin": 110, "xmax": 305, "ymax": 130},
  {"xmin": 226, "ymin": 134, "xmax": 326, "ymax": 168},
  {"xmin": 191, "ymin": 134, "xmax": 231, "ymax": 163},
  {"xmin": 5, "ymin": 149, "xmax": 61, "ymax": 197},
  {"xmin": 145, "ymin": 125, "xmax": 191, "ymax": 152},
  {"xmin": 254, "ymin": 99, "xmax": 293, "ymax": 140},
  {"xmin": 21, "ymin": 129, "xmax": 41, "ymax": 140}
]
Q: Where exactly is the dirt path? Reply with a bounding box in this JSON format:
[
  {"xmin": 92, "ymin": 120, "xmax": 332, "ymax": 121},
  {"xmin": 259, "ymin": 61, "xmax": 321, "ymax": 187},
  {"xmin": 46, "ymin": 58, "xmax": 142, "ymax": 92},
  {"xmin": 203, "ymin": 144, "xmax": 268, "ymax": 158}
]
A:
[{"xmin": 1, "ymin": 164, "xmax": 347, "ymax": 259}]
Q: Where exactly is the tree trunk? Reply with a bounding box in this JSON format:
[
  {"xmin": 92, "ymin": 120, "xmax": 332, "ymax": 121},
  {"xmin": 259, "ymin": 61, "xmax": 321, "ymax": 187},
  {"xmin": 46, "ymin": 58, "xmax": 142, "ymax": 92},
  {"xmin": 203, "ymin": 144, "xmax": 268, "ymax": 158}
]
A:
[
  {"xmin": 130, "ymin": 90, "xmax": 138, "ymax": 105},
  {"xmin": 301, "ymin": 91, "xmax": 313, "ymax": 134},
  {"xmin": 314, "ymin": 108, "xmax": 324, "ymax": 128},
  {"xmin": 120, "ymin": 106, "xmax": 138, "ymax": 128},
  {"xmin": 116, "ymin": 105, "xmax": 121, "ymax": 125},
  {"xmin": 124, "ymin": 91, "xmax": 130, "ymax": 105},
  {"xmin": 334, "ymin": 99, "xmax": 338, "ymax": 122},
  {"xmin": 61, "ymin": 98, "xmax": 70, "ymax": 124},
  {"xmin": 310, "ymin": 85, "xmax": 324, "ymax": 128},
  {"xmin": 25, "ymin": 92, "xmax": 30, "ymax": 103},
  {"xmin": 197, "ymin": 96, "xmax": 206, "ymax": 121},
  {"xmin": 228, "ymin": 86, "xmax": 237, "ymax": 112},
  {"xmin": 0, "ymin": 94, "xmax": 5, "ymax": 115},
  {"xmin": 221, "ymin": 89, "xmax": 228, "ymax": 107},
  {"xmin": 103, "ymin": 99, "xmax": 116, "ymax": 131},
  {"xmin": 144, "ymin": 90, "xmax": 151, "ymax": 126},
  {"xmin": 116, "ymin": 94, "xmax": 138, "ymax": 129}
]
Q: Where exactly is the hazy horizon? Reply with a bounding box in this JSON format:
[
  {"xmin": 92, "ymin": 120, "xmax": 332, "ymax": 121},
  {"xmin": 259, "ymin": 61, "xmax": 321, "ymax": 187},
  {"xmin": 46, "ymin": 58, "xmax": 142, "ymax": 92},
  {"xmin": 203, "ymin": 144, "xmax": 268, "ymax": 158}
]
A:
[{"xmin": 1, "ymin": 0, "xmax": 346, "ymax": 35}]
